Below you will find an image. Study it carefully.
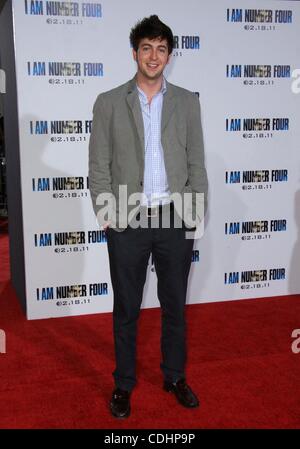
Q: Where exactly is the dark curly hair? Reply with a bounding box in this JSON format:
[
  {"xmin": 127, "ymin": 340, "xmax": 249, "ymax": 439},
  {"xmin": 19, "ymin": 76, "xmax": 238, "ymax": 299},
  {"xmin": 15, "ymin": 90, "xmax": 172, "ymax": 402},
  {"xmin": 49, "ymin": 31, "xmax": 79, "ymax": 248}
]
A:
[{"xmin": 130, "ymin": 15, "xmax": 174, "ymax": 55}]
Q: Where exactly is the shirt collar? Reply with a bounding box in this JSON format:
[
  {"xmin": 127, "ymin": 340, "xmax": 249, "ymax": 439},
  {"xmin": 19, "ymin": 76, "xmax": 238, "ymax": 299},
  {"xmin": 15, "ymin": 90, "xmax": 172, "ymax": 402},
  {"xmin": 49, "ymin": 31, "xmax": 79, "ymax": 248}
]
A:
[{"xmin": 136, "ymin": 76, "xmax": 167, "ymax": 101}]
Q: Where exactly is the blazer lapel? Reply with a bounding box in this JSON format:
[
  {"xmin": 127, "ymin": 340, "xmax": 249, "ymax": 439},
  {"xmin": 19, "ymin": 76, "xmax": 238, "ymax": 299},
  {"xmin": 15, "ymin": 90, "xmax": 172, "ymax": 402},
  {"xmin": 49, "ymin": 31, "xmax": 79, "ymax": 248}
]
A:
[
  {"xmin": 161, "ymin": 82, "xmax": 176, "ymax": 134},
  {"xmin": 126, "ymin": 78, "xmax": 144, "ymax": 155},
  {"xmin": 126, "ymin": 78, "xmax": 176, "ymax": 154}
]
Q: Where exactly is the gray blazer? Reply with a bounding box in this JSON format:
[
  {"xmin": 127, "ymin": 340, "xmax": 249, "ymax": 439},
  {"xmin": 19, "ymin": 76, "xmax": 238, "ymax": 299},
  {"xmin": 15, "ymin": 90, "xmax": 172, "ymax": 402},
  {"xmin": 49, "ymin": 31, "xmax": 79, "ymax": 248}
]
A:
[{"xmin": 88, "ymin": 77, "xmax": 208, "ymax": 231}]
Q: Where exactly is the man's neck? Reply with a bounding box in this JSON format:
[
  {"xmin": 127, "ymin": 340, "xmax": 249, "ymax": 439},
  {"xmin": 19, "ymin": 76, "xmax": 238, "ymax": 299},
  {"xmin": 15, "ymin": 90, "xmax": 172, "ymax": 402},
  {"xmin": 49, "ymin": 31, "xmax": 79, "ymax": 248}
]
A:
[{"xmin": 136, "ymin": 73, "xmax": 163, "ymax": 103}]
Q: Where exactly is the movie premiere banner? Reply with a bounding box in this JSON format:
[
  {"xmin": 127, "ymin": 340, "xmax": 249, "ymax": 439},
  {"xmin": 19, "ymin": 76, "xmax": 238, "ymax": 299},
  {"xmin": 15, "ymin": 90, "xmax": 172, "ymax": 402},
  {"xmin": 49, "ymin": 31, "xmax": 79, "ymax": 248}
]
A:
[{"xmin": 11, "ymin": 0, "xmax": 300, "ymax": 319}]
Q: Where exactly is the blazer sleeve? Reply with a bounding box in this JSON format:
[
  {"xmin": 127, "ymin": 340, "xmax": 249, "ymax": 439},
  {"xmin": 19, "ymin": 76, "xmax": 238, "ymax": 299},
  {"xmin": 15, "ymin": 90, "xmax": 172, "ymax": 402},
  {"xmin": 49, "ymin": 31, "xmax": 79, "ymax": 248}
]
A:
[
  {"xmin": 88, "ymin": 94, "xmax": 114, "ymax": 226},
  {"xmin": 186, "ymin": 94, "xmax": 208, "ymax": 219}
]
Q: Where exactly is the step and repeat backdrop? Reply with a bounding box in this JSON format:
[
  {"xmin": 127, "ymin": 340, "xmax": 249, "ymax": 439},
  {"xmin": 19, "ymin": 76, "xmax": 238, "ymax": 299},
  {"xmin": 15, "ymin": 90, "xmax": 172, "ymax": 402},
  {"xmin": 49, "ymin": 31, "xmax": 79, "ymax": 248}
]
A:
[{"xmin": 11, "ymin": 0, "xmax": 300, "ymax": 319}]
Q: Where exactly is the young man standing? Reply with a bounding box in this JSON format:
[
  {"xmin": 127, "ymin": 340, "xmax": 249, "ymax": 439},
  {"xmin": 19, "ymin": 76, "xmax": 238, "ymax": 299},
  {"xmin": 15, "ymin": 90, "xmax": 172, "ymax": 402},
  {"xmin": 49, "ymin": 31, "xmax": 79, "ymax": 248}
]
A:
[{"xmin": 89, "ymin": 15, "xmax": 208, "ymax": 418}]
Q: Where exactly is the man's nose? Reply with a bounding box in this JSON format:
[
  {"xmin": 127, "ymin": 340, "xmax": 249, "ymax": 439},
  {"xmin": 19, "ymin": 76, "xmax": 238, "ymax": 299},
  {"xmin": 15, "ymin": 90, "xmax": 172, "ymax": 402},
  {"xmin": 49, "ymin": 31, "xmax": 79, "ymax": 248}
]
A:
[{"xmin": 150, "ymin": 49, "xmax": 158, "ymax": 60}]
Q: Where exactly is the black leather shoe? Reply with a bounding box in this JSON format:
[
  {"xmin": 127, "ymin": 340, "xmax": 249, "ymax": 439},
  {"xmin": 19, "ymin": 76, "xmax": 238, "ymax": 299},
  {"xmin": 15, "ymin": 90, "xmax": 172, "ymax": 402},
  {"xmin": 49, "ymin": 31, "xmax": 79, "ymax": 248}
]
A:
[
  {"xmin": 110, "ymin": 388, "xmax": 131, "ymax": 418},
  {"xmin": 163, "ymin": 378, "xmax": 199, "ymax": 408}
]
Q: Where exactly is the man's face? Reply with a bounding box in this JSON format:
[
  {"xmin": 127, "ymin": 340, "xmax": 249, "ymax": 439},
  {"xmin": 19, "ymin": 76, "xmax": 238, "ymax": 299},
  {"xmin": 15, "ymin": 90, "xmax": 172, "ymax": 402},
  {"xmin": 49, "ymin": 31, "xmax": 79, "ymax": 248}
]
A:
[{"xmin": 133, "ymin": 37, "xmax": 171, "ymax": 81}]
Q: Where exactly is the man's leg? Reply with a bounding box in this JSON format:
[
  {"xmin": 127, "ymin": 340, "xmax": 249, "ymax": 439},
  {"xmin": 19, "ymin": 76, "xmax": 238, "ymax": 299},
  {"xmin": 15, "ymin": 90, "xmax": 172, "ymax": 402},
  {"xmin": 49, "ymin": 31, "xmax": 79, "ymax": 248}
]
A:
[
  {"xmin": 152, "ymin": 224, "xmax": 194, "ymax": 383},
  {"xmin": 152, "ymin": 220, "xmax": 199, "ymax": 408},
  {"xmin": 106, "ymin": 226, "xmax": 152, "ymax": 392}
]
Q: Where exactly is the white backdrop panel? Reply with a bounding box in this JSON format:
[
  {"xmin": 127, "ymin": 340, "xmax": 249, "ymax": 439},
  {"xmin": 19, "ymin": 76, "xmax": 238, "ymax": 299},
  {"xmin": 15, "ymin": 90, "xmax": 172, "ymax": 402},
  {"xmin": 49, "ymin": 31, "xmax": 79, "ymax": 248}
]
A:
[{"xmin": 11, "ymin": 0, "xmax": 300, "ymax": 318}]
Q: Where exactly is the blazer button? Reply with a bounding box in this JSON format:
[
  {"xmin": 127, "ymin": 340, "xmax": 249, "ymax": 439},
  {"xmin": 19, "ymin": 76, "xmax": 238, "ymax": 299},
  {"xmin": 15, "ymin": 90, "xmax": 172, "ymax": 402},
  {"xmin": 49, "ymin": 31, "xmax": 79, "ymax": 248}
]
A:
[{"xmin": 140, "ymin": 181, "xmax": 143, "ymax": 186}]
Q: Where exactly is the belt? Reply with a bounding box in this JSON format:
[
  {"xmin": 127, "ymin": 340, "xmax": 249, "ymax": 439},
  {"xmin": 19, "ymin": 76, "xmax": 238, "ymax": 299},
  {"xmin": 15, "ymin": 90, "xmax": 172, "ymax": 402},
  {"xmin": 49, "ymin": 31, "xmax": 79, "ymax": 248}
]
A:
[{"xmin": 143, "ymin": 202, "xmax": 174, "ymax": 218}]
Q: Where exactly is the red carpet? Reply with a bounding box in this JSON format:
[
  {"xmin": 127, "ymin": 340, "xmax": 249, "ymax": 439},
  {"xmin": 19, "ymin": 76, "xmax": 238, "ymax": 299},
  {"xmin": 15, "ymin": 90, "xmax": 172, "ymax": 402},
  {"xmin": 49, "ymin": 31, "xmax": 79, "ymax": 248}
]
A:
[{"xmin": 0, "ymin": 231, "xmax": 300, "ymax": 429}]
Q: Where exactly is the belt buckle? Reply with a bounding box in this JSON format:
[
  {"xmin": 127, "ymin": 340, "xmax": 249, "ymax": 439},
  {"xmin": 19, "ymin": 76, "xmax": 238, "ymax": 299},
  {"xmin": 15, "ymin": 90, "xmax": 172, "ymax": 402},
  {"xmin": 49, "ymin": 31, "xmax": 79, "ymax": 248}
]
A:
[{"xmin": 147, "ymin": 205, "xmax": 158, "ymax": 217}]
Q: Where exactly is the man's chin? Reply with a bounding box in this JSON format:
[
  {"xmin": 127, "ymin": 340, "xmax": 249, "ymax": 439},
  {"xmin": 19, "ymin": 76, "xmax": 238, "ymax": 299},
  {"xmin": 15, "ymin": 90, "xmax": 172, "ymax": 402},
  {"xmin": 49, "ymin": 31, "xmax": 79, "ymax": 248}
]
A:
[{"xmin": 144, "ymin": 71, "xmax": 163, "ymax": 80}]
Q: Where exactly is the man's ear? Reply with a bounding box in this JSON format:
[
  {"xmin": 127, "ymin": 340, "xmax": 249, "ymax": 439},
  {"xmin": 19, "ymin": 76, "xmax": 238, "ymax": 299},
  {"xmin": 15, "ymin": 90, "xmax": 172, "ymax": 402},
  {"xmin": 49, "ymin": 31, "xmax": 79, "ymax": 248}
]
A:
[{"xmin": 132, "ymin": 49, "xmax": 137, "ymax": 62}]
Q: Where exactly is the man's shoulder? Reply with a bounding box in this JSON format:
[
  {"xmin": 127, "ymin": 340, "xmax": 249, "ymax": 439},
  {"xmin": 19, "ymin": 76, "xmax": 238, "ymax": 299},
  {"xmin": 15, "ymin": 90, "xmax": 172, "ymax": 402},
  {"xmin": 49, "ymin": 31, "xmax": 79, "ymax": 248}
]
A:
[
  {"xmin": 167, "ymin": 81, "xmax": 198, "ymax": 101},
  {"xmin": 102, "ymin": 80, "xmax": 132, "ymax": 98},
  {"xmin": 93, "ymin": 79, "xmax": 132, "ymax": 105}
]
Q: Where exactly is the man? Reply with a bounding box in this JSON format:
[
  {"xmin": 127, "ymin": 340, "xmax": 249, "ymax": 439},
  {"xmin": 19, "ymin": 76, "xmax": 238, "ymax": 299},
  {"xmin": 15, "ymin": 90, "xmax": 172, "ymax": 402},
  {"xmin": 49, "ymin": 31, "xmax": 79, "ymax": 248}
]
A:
[{"xmin": 89, "ymin": 15, "xmax": 208, "ymax": 418}]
